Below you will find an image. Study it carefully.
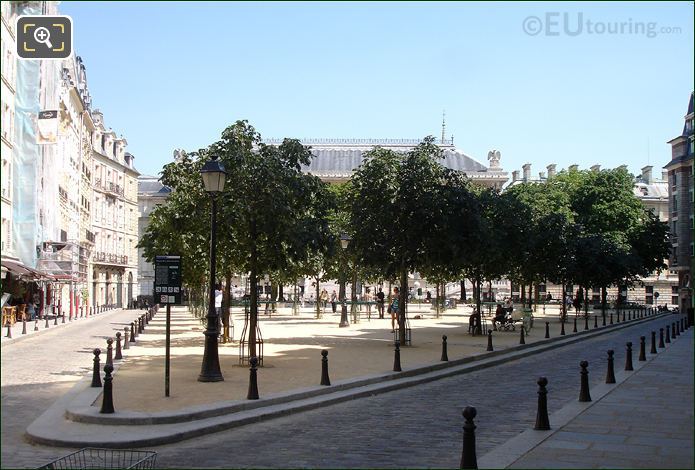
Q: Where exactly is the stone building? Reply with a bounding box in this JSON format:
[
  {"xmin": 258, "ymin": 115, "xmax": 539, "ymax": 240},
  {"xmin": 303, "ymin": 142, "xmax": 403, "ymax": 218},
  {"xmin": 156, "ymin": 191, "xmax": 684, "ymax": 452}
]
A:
[
  {"xmin": 665, "ymin": 91, "xmax": 694, "ymax": 312},
  {"xmin": 1, "ymin": 1, "xmax": 18, "ymax": 262},
  {"xmin": 262, "ymin": 138, "xmax": 509, "ymax": 190},
  {"xmin": 137, "ymin": 174, "xmax": 172, "ymax": 303},
  {"xmin": 90, "ymin": 109, "xmax": 140, "ymax": 308}
]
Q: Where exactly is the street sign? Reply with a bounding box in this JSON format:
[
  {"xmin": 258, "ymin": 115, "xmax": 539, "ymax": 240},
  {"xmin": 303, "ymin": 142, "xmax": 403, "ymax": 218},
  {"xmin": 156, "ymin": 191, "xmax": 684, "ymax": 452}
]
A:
[{"xmin": 154, "ymin": 255, "xmax": 182, "ymax": 305}]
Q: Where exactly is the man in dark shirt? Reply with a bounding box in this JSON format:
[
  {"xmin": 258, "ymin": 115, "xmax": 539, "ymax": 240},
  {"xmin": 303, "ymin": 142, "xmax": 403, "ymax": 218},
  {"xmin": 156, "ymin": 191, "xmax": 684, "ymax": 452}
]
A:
[{"xmin": 376, "ymin": 288, "xmax": 385, "ymax": 319}]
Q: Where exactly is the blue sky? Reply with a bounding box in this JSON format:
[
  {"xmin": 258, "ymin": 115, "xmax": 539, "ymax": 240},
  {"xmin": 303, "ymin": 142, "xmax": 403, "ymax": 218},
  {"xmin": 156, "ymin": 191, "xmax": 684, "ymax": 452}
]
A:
[{"xmin": 60, "ymin": 1, "xmax": 694, "ymax": 178}]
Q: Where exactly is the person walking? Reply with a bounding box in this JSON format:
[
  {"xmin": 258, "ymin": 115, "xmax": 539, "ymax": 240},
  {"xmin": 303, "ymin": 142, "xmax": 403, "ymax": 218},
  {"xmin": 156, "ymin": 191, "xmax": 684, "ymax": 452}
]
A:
[
  {"xmin": 214, "ymin": 284, "xmax": 223, "ymax": 336},
  {"xmin": 376, "ymin": 288, "xmax": 385, "ymax": 319},
  {"xmin": 389, "ymin": 287, "xmax": 400, "ymax": 333}
]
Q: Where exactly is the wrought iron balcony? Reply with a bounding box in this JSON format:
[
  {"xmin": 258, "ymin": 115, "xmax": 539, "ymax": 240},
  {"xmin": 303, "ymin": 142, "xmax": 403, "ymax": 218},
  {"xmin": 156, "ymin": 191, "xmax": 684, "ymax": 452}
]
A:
[{"xmin": 93, "ymin": 251, "xmax": 128, "ymax": 266}]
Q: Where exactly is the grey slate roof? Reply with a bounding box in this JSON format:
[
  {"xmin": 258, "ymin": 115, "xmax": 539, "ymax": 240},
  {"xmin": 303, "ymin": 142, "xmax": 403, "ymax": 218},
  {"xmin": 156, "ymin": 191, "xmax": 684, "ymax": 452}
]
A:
[
  {"xmin": 138, "ymin": 175, "xmax": 172, "ymax": 196},
  {"xmin": 262, "ymin": 140, "xmax": 491, "ymax": 178}
]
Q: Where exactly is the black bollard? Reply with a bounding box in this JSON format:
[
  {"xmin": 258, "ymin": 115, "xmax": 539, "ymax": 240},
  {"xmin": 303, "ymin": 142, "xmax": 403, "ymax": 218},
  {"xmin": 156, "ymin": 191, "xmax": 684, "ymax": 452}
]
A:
[
  {"xmin": 594, "ymin": 316, "xmax": 598, "ymax": 328},
  {"xmin": 62, "ymin": 310, "xmax": 66, "ymax": 323},
  {"xmin": 140, "ymin": 315, "xmax": 145, "ymax": 333},
  {"xmin": 247, "ymin": 356, "xmax": 259, "ymax": 399},
  {"xmin": 545, "ymin": 322, "xmax": 550, "ymax": 338},
  {"xmin": 658, "ymin": 328, "xmax": 665, "ymax": 348},
  {"xmin": 666, "ymin": 325, "xmax": 671, "ymax": 344},
  {"xmin": 115, "ymin": 332, "xmax": 123, "ymax": 360},
  {"xmin": 54, "ymin": 311, "xmax": 58, "ymax": 325},
  {"xmin": 22, "ymin": 315, "xmax": 27, "ymax": 335},
  {"xmin": 628, "ymin": 310, "xmax": 631, "ymax": 321},
  {"xmin": 460, "ymin": 406, "xmax": 478, "ymax": 470},
  {"xmin": 625, "ymin": 342, "xmax": 633, "ymax": 371},
  {"xmin": 573, "ymin": 316, "xmax": 577, "ymax": 333},
  {"xmin": 441, "ymin": 335, "xmax": 449, "ymax": 361},
  {"xmin": 605, "ymin": 350, "xmax": 616, "ymax": 384},
  {"xmin": 320, "ymin": 350, "xmax": 330, "ymax": 386},
  {"xmin": 534, "ymin": 377, "xmax": 550, "ymax": 430},
  {"xmin": 130, "ymin": 322, "xmax": 136, "ymax": 341},
  {"xmin": 486, "ymin": 330, "xmax": 493, "ymax": 351},
  {"xmin": 44, "ymin": 314, "xmax": 49, "ymax": 329},
  {"xmin": 578, "ymin": 360, "xmax": 591, "ymax": 402},
  {"xmin": 393, "ymin": 340, "xmax": 402, "ymax": 371},
  {"xmin": 650, "ymin": 331, "xmax": 657, "ymax": 354},
  {"xmin": 584, "ymin": 315, "xmax": 589, "ymax": 330},
  {"xmin": 106, "ymin": 338, "xmax": 114, "ymax": 367},
  {"xmin": 609, "ymin": 313, "xmax": 613, "ymax": 325},
  {"xmin": 602, "ymin": 314, "xmax": 606, "ymax": 327},
  {"xmin": 681, "ymin": 317, "xmax": 686, "ymax": 332},
  {"xmin": 622, "ymin": 311, "xmax": 626, "ymax": 322},
  {"xmin": 519, "ymin": 326, "xmax": 525, "ymax": 344},
  {"xmin": 5, "ymin": 320, "xmax": 11, "ymax": 339},
  {"xmin": 560, "ymin": 320, "xmax": 565, "ymax": 336},
  {"xmin": 638, "ymin": 336, "xmax": 646, "ymax": 361},
  {"xmin": 675, "ymin": 321, "xmax": 680, "ymax": 337},
  {"xmin": 34, "ymin": 319, "xmax": 39, "ymax": 331},
  {"xmin": 99, "ymin": 364, "xmax": 115, "ymax": 414},
  {"xmin": 91, "ymin": 349, "xmax": 102, "ymax": 387}
]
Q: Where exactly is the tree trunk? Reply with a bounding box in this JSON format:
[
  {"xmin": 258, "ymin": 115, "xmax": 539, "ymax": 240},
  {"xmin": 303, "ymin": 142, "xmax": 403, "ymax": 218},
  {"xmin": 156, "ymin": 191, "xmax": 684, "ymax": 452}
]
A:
[
  {"xmin": 316, "ymin": 277, "xmax": 322, "ymax": 319},
  {"xmin": 460, "ymin": 280, "xmax": 466, "ymax": 301},
  {"xmin": 278, "ymin": 284, "xmax": 284, "ymax": 302},
  {"xmin": 475, "ymin": 276, "xmax": 483, "ymax": 335},
  {"xmin": 521, "ymin": 284, "xmax": 526, "ymax": 304},
  {"xmin": 399, "ymin": 269, "xmax": 408, "ymax": 346},
  {"xmin": 601, "ymin": 286, "xmax": 607, "ymax": 320},
  {"xmin": 222, "ymin": 270, "xmax": 232, "ymax": 343}
]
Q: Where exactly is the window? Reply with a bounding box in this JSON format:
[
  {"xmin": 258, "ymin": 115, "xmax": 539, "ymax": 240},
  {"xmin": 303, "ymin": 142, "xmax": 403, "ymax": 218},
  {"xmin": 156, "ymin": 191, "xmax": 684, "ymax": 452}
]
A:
[
  {"xmin": 672, "ymin": 195, "xmax": 678, "ymax": 212},
  {"xmin": 672, "ymin": 296, "xmax": 679, "ymax": 305},
  {"xmin": 645, "ymin": 286, "xmax": 654, "ymax": 294}
]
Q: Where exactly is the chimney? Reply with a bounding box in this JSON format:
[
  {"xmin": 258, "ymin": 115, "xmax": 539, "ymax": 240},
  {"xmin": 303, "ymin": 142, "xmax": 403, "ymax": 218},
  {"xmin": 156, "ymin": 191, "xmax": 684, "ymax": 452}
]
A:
[
  {"xmin": 512, "ymin": 170, "xmax": 519, "ymax": 182},
  {"xmin": 522, "ymin": 163, "xmax": 531, "ymax": 182},
  {"xmin": 661, "ymin": 169, "xmax": 669, "ymax": 181},
  {"xmin": 641, "ymin": 165, "xmax": 653, "ymax": 184},
  {"xmin": 546, "ymin": 164, "xmax": 557, "ymax": 178},
  {"xmin": 568, "ymin": 164, "xmax": 579, "ymax": 172},
  {"xmin": 590, "ymin": 164, "xmax": 601, "ymax": 172},
  {"xmin": 539, "ymin": 171, "xmax": 546, "ymax": 180}
]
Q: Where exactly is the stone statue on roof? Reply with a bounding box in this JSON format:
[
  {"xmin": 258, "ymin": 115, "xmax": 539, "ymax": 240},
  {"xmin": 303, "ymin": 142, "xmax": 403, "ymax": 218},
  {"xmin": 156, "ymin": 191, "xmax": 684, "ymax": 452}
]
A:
[
  {"xmin": 173, "ymin": 148, "xmax": 186, "ymax": 163},
  {"xmin": 487, "ymin": 150, "xmax": 501, "ymax": 169}
]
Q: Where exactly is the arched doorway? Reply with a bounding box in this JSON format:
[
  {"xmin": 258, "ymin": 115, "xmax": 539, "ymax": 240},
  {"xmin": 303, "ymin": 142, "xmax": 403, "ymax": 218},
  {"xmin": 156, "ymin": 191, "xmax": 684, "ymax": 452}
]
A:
[
  {"xmin": 116, "ymin": 273, "xmax": 123, "ymax": 308},
  {"xmin": 127, "ymin": 272, "xmax": 133, "ymax": 309}
]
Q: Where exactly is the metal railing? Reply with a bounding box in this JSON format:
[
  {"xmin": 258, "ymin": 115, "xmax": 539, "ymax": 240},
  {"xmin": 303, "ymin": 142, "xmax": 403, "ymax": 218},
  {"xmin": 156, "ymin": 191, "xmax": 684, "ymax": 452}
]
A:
[{"xmin": 93, "ymin": 251, "xmax": 128, "ymax": 265}]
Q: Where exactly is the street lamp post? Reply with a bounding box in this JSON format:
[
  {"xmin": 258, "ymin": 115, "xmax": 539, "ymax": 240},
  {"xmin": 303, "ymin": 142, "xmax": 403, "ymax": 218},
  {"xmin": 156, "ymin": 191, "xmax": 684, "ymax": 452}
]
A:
[
  {"xmin": 198, "ymin": 155, "xmax": 227, "ymax": 382},
  {"xmin": 339, "ymin": 234, "xmax": 351, "ymax": 328}
]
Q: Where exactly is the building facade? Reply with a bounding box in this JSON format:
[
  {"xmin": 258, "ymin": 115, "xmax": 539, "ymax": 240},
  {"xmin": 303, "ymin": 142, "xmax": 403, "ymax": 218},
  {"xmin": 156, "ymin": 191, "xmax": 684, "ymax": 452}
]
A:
[
  {"xmin": 665, "ymin": 92, "xmax": 694, "ymax": 313},
  {"xmin": 90, "ymin": 110, "xmax": 139, "ymax": 308},
  {"xmin": 137, "ymin": 174, "xmax": 172, "ymax": 303},
  {"xmin": 1, "ymin": 1, "xmax": 18, "ymax": 261}
]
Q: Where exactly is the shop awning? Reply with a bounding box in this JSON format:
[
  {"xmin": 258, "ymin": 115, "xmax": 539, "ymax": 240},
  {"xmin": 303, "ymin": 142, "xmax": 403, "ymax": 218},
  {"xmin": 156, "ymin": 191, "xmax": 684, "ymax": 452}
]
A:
[{"xmin": 1, "ymin": 258, "xmax": 54, "ymax": 280}]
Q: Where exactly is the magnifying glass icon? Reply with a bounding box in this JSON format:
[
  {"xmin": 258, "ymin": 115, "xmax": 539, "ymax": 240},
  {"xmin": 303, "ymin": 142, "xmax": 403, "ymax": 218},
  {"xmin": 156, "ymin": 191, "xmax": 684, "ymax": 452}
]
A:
[{"xmin": 33, "ymin": 27, "xmax": 53, "ymax": 49}]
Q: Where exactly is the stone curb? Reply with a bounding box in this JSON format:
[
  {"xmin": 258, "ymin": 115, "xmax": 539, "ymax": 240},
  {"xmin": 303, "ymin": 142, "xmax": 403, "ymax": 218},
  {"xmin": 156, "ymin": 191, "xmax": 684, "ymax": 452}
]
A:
[
  {"xmin": 478, "ymin": 326, "xmax": 692, "ymax": 469},
  {"xmin": 25, "ymin": 311, "xmax": 677, "ymax": 448}
]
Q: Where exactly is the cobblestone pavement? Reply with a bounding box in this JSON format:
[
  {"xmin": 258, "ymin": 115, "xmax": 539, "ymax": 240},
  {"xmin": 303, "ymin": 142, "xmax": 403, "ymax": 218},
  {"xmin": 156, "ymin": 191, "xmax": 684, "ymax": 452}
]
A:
[
  {"xmin": 0, "ymin": 308, "xmax": 151, "ymax": 468},
  {"xmin": 511, "ymin": 329, "xmax": 694, "ymax": 469},
  {"xmin": 147, "ymin": 315, "xmax": 685, "ymax": 469},
  {"xmin": 0, "ymin": 313, "xmax": 683, "ymax": 469}
]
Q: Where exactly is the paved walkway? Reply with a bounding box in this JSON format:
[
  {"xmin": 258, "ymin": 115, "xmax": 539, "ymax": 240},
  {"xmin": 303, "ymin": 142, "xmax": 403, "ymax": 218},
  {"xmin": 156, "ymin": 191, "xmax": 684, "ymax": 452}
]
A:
[
  {"xmin": 510, "ymin": 328, "xmax": 694, "ymax": 469},
  {"xmin": 0, "ymin": 308, "xmax": 151, "ymax": 468}
]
